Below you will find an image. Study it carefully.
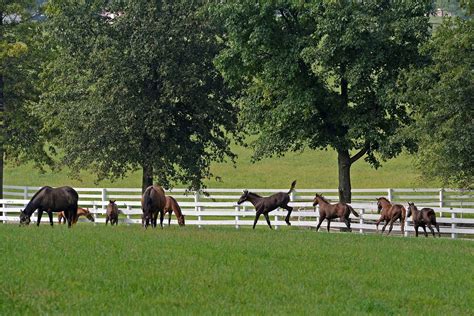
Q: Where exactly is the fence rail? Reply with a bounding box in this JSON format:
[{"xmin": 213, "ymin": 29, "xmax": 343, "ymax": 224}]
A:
[{"xmin": 2, "ymin": 186, "xmax": 473, "ymax": 238}]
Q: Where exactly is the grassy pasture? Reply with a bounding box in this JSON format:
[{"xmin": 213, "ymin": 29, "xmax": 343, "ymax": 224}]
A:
[
  {"xmin": 0, "ymin": 224, "xmax": 472, "ymax": 315},
  {"xmin": 4, "ymin": 146, "xmax": 440, "ymax": 189}
]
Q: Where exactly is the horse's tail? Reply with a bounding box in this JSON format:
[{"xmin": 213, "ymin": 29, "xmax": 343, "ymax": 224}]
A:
[
  {"xmin": 347, "ymin": 205, "xmax": 359, "ymax": 217},
  {"xmin": 143, "ymin": 187, "xmax": 153, "ymax": 213},
  {"xmin": 287, "ymin": 180, "xmax": 297, "ymax": 194}
]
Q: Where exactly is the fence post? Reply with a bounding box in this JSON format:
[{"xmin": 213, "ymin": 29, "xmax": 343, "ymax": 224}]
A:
[
  {"xmin": 126, "ymin": 204, "xmax": 131, "ymax": 226},
  {"xmin": 439, "ymin": 189, "xmax": 444, "ymax": 218},
  {"xmin": 92, "ymin": 201, "xmax": 97, "ymax": 226},
  {"xmin": 387, "ymin": 188, "xmax": 393, "ymax": 201},
  {"xmin": 359, "ymin": 208, "xmax": 364, "ymax": 234},
  {"xmin": 275, "ymin": 207, "xmax": 279, "ymax": 230},
  {"xmin": 101, "ymin": 188, "xmax": 107, "ymax": 208},
  {"xmin": 451, "ymin": 212, "xmax": 456, "ymax": 239},
  {"xmin": 24, "ymin": 186, "xmax": 29, "ymax": 200},
  {"xmin": 235, "ymin": 205, "xmax": 240, "ymax": 229},
  {"xmin": 195, "ymin": 190, "xmax": 201, "ymax": 228},
  {"xmin": 2, "ymin": 201, "xmax": 6, "ymax": 224}
]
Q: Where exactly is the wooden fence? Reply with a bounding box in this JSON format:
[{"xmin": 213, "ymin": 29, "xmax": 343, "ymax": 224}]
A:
[{"xmin": 1, "ymin": 185, "xmax": 473, "ymax": 238}]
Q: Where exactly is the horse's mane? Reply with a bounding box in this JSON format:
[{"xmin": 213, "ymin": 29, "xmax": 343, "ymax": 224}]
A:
[
  {"xmin": 378, "ymin": 197, "xmax": 391, "ymax": 203},
  {"xmin": 316, "ymin": 194, "xmax": 330, "ymax": 204},
  {"xmin": 248, "ymin": 192, "xmax": 262, "ymax": 198}
]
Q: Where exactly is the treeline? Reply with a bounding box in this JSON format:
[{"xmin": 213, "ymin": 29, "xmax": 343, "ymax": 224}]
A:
[{"xmin": 1, "ymin": 1, "xmax": 472, "ymax": 200}]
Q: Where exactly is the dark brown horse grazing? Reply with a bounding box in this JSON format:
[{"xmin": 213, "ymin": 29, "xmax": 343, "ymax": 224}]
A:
[
  {"xmin": 19, "ymin": 186, "xmax": 78, "ymax": 228},
  {"xmin": 407, "ymin": 202, "xmax": 441, "ymax": 237},
  {"xmin": 164, "ymin": 196, "xmax": 185, "ymax": 226},
  {"xmin": 58, "ymin": 207, "xmax": 95, "ymax": 224},
  {"xmin": 237, "ymin": 180, "xmax": 296, "ymax": 229},
  {"xmin": 105, "ymin": 200, "xmax": 119, "ymax": 226},
  {"xmin": 376, "ymin": 197, "xmax": 406, "ymax": 235},
  {"xmin": 312, "ymin": 194, "xmax": 359, "ymax": 232},
  {"xmin": 141, "ymin": 185, "xmax": 166, "ymax": 229}
]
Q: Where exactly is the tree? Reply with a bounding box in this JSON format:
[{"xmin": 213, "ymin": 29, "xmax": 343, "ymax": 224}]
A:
[
  {"xmin": 1, "ymin": 0, "xmax": 49, "ymax": 198},
  {"xmin": 400, "ymin": 18, "xmax": 473, "ymax": 188},
  {"xmin": 214, "ymin": 1, "xmax": 432, "ymax": 202},
  {"xmin": 39, "ymin": 0, "xmax": 238, "ymax": 191}
]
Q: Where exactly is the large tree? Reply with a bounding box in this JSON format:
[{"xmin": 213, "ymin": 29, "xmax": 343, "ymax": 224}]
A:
[
  {"xmin": 400, "ymin": 18, "xmax": 473, "ymax": 188},
  {"xmin": 39, "ymin": 0, "xmax": 237, "ymax": 191},
  {"xmin": 214, "ymin": 0, "xmax": 432, "ymax": 202},
  {"xmin": 1, "ymin": 0, "xmax": 49, "ymax": 198}
]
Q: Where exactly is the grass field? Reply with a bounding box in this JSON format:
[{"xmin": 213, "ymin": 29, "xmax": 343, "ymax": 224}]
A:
[
  {"xmin": 4, "ymin": 146, "xmax": 441, "ymax": 189},
  {"xmin": 1, "ymin": 224, "xmax": 472, "ymax": 314}
]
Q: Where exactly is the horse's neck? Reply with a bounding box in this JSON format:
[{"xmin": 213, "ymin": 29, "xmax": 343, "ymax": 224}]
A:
[
  {"xmin": 173, "ymin": 205, "xmax": 183, "ymax": 217},
  {"xmin": 24, "ymin": 199, "xmax": 40, "ymax": 216},
  {"xmin": 246, "ymin": 193, "xmax": 262, "ymax": 206}
]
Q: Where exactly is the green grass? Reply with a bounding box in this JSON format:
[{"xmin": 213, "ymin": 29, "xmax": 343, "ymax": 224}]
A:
[
  {"xmin": 0, "ymin": 224, "xmax": 472, "ymax": 314},
  {"xmin": 4, "ymin": 146, "xmax": 441, "ymax": 189}
]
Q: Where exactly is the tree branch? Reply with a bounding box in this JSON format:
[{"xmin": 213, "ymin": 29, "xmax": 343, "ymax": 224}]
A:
[{"xmin": 350, "ymin": 143, "xmax": 369, "ymax": 165}]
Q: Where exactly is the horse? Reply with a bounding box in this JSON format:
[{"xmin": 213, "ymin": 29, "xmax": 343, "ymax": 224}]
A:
[
  {"xmin": 237, "ymin": 180, "xmax": 296, "ymax": 229},
  {"xmin": 58, "ymin": 207, "xmax": 95, "ymax": 225},
  {"xmin": 105, "ymin": 200, "xmax": 119, "ymax": 226},
  {"xmin": 19, "ymin": 186, "xmax": 78, "ymax": 228},
  {"xmin": 407, "ymin": 202, "xmax": 441, "ymax": 237},
  {"xmin": 141, "ymin": 185, "xmax": 166, "ymax": 229},
  {"xmin": 164, "ymin": 196, "xmax": 185, "ymax": 226},
  {"xmin": 312, "ymin": 194, "xmax": 359, "ymax": 232},
  {"xmin": 375, "ymin": 197, "xmax": 406, "ymax": 235}
]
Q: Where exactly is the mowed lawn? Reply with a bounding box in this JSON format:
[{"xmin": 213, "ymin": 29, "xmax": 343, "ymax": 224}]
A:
[
  {"xmin": 4, "ymin": 146, "xmax": 441, "ymax": 189},
  {"xmin": 0, "ymin": 224, "xmax": 472, "ymax": 315}
]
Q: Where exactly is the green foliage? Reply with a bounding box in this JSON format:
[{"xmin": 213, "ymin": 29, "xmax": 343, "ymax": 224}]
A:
[
  {"xmin": 39, "ymin": 0, "xmax": 238, "ymax": 189},
  {"xmin": 400, "ymin": 18, "xmax": 473, "ymax": 188},
  {"xmin": 0, "ymin": 225, "xmax": 472, "ymax": 314}
]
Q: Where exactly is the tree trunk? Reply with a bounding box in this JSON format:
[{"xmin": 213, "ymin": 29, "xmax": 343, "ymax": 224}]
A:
[
  {"xmin": 337, "ymin": 149, "xmax": 351, "ymax": 203},
  {"xmin": 141, "ymin": 163, "xmax": 153, "ymax": 193},
  {"xmin": 0, "ymin": 13, "xmax": 4, "ymax": 199}
]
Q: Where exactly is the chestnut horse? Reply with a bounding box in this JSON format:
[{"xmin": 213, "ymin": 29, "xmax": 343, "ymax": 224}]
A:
[
  {"xmin": 164, "ymin": 196, "xmax": 185, "ymax": 226},
  {"xmin": 19, "ymin": 186, "xmax": 78, "ymax": 228},
  {"xmin": 312, "ymin": 194, "xmax": 359, "ymax": 232},
  {"xmin": 407, "ymin": 202, "xmax": 440, "ymax": 237},
  {"xmin": 141, "ymin": 185, "xmax": 166, "ymax": 229},
  {"xmin": 106, "ymin": 200, "xmax": 119, "ymax": 226},
  {"xmin": 376, "ymin": 197, "xmax": 406, "ymax": 235},
  {"xmin": 58, "ymin": 207, "xmax": 95, "ymax": 224},
  {"xmin": 237, "ymin": 180, "xmax": 296, "ymax": 229}
]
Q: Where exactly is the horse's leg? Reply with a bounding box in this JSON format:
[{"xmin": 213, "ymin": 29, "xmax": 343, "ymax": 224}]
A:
[
  {"xmin": 400, "ymin": 216, "xmax": 405, "ymax": 236},
  {"xmin": 152, "ymin": 212, "xmax": 157, "ymax": 228},
  {"xmin": 375, "ymin": 216, "xmax": 384, "ymax": 232},
  {"xmin": 387, "ymin": 218, "xmax": 397, "ymax": 235},
  {"xmin": 343, "ymin": 217, "xmax": 352, "ymax": 232},
  {"xmin": 426, "ymin": 223, "xmax": 435, "ymax": 237},
  {"xmin": 316, "ymin": 214, "xmax": 326, "ymax": 232},
  {"xmin": 168, "ymin": 211, "xmax": 172, "ymax": 226},
  {"xmin": 420, "ymin": 224, "xmax": 427, "ymax": 237},
  {"xmin": 105, "ymin": 216, "xmax": 109, "ymax": 226},
  {"xmin": 263, "ymin": 212, "xmax": 272, "ymax": 229},
  {"xmin": 47, "ymin": 211, "xmax": 53, "ymax": 227},
  {"xmin": 283, "ymin": 205, "xmax": 293, "ymax": 226},
  {"xmin": 381, "ymin": 219, "xmax": 389, "ymax": 234},
  {"xmin": 36, "ymin": 209, "xmax": 44, "ymax": 226},
  {"xmin": 159, "ymin": 210, "xmax": 164, "ymax": 229},
  {"xmin": 326, "ymin": 219, "xmax": 331, "ymax": 232},
  {"xmin": 415, "ymin": 224, "xmax": 419, "ymax": 237},
  {"xmin": 435, "ymin": 223, "xmax": 441, "ymax": 237},
  {"xmin": 252, "ymin": 211, "xmax": 262, "ymax": 229}
]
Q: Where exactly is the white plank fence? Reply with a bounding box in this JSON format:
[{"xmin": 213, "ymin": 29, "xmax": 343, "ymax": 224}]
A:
[{"xmin": 1, "ymin": 185, "xmax": 473, "ymax": 238}]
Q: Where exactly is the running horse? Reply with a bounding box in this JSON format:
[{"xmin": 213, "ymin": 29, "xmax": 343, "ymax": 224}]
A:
[
  {"xmin": 164, "ymin": 196, "xmax": 185, "ymax": 226},
  {"xmin": 141, "ymin": 185, "xmax": 166, "ymax": 229},
  {"xmin": 58, "ymin": 207, "xmax": 95, "ymax": 225},
  {"xmin": 19, "ymin": 186, "xmax": 78, "ymax": 228},
  {"xmin": 407, "ymin": 202, "xmax": 441, "ymax": 237},
  {"xmin": 312, "ymin": 194, "xmax": 359, "ymax": 232},
  {"xmin": 237, "ymin": 180, "xmax": 296, "ymax": 229},
  {"xmin": 375, "ymin": 197, "xmax": 406, "ymax": 235}
]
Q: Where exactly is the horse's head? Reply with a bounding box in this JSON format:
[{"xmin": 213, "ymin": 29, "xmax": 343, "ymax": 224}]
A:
[
  {"xmin": 237, "ymin": 190, "xmax": 249, "ymax": 205},
  {"xmin": 376, "ymin": 198, "xmax": 383, "ymax": 213},
  {"xmin": 84, "ymin": 209, "xmax": 95, "ymax": 222},
  {"xmin": 19, "ymin": 210, "xmax": 31, "ymax": 226},
  {"xmin": 407, "ymin": 202, "xmax": 416, "ymax": 218},
  {"xmin": 178, "ymin": 214, "xmax": 185, "ymax": 226},
  {"xmin": 312, "ymin": 194, "xmax": 320, "ymax": 206}
]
